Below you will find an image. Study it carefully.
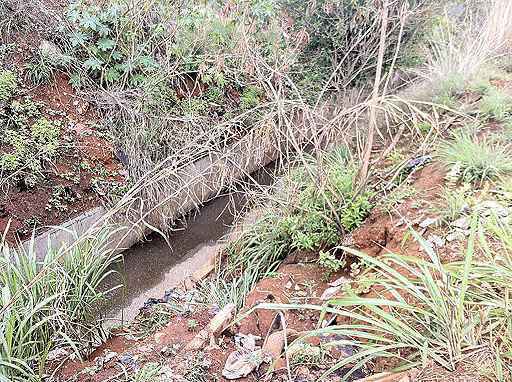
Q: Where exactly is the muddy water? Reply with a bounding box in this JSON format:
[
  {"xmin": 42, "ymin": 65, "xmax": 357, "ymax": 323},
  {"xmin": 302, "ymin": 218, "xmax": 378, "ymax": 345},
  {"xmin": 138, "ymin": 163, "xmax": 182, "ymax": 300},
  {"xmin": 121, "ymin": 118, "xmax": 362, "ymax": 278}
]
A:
[
  {"xmin": 102, "ymin": 164, "xmax": 275, "ymax": 324},
  {"xmin": 103, "ymin": 193, "xmax": 241, "ymax": 324}
]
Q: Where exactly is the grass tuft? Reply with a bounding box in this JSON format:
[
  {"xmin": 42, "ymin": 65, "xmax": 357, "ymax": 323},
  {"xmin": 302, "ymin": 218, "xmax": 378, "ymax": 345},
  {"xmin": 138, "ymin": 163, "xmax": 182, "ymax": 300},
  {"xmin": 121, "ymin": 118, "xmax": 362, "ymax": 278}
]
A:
[{"xmin": 438, "ymin": 130, "xmax": 512, "ymax": 184}]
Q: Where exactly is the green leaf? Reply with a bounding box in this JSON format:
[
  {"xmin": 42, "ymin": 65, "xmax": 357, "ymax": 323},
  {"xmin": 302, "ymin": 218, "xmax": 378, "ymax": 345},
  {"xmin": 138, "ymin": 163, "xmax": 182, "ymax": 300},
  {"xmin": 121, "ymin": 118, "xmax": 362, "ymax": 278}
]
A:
[
  {"xmin": 79, "ymin": 12, "xmax": 99, "ymax": 30},
  {"xmin": 83, "ymin": 57, "xmax": 103, "ymax": 71},
  {"xmin": 104, "ymin": 67, "xmax": 121, "ymax": 83},
  {"xmin": 69, "ymin": 31, "xmax": 87, "ymax": 47},
  {"xmin": 97, "ymin": 38, "xmax": 116, "ymax": 52}
]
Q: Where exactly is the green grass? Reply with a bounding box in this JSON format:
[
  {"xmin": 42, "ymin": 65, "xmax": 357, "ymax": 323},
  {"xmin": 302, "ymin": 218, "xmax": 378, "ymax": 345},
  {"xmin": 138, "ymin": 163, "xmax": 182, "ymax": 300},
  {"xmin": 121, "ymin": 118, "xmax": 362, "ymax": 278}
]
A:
[
  {"xmin": 438, "ymin": 130, "xmax": 512, "ymax": 184},
  {"xmin": 479, "ymin": 88, "xmax": 512, "ymax": 121},
  {"xmin": 0, "ymin": 230, "xmax": 122, "ymax": 381},
  {"xmin": 198, "ymin": 148, "xmax": 372, "ymax": 310},
  {"xmin": 253, "ymin": 222, "xmax": 512, "ymax": 381}
]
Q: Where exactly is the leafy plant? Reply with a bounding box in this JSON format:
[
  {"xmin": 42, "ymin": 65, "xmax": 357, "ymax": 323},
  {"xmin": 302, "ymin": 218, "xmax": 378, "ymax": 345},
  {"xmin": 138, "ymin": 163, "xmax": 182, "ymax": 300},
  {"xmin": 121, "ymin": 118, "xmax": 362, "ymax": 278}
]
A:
[
  {"xmin": 318, "ymin": 250, "xmax": 345, "ymax": 278},
  {"xmin": 0, "ymin": 70, "xmax": 17, "ymax": 103},
  {"xmin": 63, "ymin": 1, "xmax": 159, "ymax": 86}
]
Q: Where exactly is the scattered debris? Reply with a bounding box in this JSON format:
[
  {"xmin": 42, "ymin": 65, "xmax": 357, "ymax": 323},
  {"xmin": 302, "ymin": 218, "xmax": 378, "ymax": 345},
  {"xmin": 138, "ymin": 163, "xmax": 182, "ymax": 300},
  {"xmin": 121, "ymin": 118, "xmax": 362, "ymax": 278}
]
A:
[
  {"xmin": 185, "ymin": 303, "xmax": 236, "ymax": 350},
  {"xmin": 222, "ymin": 349, "xmax": 264, "ymax": 379},
  {"xmin": 320, "ymin": 286, "xmax": 342, "ymax": 300}
]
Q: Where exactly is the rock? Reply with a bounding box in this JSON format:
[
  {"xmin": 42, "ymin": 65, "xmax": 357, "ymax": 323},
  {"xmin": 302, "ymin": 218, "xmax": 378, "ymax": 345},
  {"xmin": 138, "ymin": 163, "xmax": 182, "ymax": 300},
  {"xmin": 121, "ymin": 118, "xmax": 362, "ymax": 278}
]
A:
[
  {"xmin": 329, "ymin": 276, "xmax": 350, "ymax": 287},
  {"xmin": 118, "ymin": 353, "xmax": 137, "ymax": 369},
  {"xmin": 427, "ymin": 234, "xmax": 445, "ymax": 248},
  {"xmin": 39, "ymin": 40, "xmax": 62, "ymax": 57},
  {"xmin": 222, "ymin": 349, "xmax": 264, "ymax": 379},
  {"xmin": 477, "ymin": 201, "xmax": 509, "ymax": 217},
  {"xmin": 321, "ymin": 286, "xmax": 342, "ymax": 300},
  {"xmin": 47, "ymin": 347, "xmax": 69, "ymax": 361},
  {"xmin": 404, "ymin": 155, "xmax": 432, "ymax": 172},
  {"xmin": 419, "ymin": 217, "xmax": 438, "ymax": 228},
  {"xmin": 160, "ymin": 344, "xmax": 180, "ymax": 357},
  {"xmin": 185, "ymin": 303, "xmax": 236, "ymax": 350},
  {"xmin": 235, "ymin": 333, "xmax": 260, "ymax": 351},
  {"xmin": 446, "ymin": 230, "xmax": 465, "ymax": 242},
  {"xmin": 284, "ymin": 281, "xmax": 293, "ymax": 289},
  {"xmin": 451, "ymin": 216, "xmax": 470, "ymax": 230}
]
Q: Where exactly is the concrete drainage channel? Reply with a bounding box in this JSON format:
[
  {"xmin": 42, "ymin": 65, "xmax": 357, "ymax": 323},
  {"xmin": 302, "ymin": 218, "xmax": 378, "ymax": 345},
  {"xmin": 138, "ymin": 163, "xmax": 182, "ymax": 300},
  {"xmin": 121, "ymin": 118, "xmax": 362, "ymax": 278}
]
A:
[{"xmin": 21, "ymin": 127, "xmax": 293, "ymax": 322}]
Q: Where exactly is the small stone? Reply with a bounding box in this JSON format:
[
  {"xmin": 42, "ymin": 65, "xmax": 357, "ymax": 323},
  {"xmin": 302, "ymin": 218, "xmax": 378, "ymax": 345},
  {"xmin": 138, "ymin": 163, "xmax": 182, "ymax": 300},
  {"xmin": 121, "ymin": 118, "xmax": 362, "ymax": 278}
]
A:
[
  {"xmin": 320, "ymin": 286, "xmax": 342, "ymax": 301},
  {"xmin": 451, "ymin": 217, "xmax": 470, "ymax": 230},
  {"xmin": 419, "ymin": 217, "xmax": 438, "ymax": 228},
  {"xmin": 160, "ymin": 345, "xmax": 177, "ymax": 357},
  {"xmin": 477, "ymin": 201, "xmax": 509, "ymax": 217},
  {"xmin": 103, "ymin": 351, "xmax": 117, "ymax": 363},
  {"xmin": 428, "ymin": 234, "xmax": 445, "ymax": 248},
  {"xmin": 284, "ymin": 281, "xmax": 293, "ymax": 289},
  {"xmin": 47, "ymin": 347, "xmax": 69, "ymax": 361},
  {"xmin": 446, "ymin": 231, "xmax": 465, "ymax": 242},
  {"xmin": 72, "ymin": 100, "xmax": 79, "ymax": 106},
  {"xmin": 329, "ymin": 276, "xmax": 350, "ymax": 287},
  {"xmin": 222, "ymin": 349, "xmax": 264, "ymax": 380}
]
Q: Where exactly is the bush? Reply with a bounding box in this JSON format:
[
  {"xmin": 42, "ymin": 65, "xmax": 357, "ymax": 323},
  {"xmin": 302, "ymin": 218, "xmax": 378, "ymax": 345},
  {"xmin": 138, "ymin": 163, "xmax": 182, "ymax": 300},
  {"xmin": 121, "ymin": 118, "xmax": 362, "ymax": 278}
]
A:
[{"xmin": 0, "ymin": 69, "xmax": 17, "ymax": 102}]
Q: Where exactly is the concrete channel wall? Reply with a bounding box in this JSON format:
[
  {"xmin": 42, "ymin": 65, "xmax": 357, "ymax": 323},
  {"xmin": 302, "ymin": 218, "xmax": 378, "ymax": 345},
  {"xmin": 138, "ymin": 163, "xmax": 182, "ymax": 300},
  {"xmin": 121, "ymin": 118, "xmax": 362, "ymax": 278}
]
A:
[{"xmin": 25, "ymin": 124, "xmax": 307, "ymax": 260}]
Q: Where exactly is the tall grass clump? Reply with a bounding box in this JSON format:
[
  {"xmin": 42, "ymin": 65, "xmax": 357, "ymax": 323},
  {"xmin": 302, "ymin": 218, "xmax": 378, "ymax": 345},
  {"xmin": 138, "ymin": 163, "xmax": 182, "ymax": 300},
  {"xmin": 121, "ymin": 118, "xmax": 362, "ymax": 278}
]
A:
[
  {"xmin": 438, "ymin": 130, "xmax": 512, "ymax": 184},
  {"xmin": 0, "ymin": 230, "xmax": 121, "ymax": 381},
  {"xmin": 425, "ymin": 0, "xmax": 512, "ymax": 91},
  {"xmin": 256, "ymin": 223, "xmax": 512, "ymax": 380}
]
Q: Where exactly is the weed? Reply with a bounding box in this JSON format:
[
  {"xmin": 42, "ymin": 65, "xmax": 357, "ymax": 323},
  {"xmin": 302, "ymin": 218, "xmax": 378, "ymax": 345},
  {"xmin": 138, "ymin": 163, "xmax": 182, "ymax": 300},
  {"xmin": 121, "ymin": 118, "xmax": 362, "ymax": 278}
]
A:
[
  {"xmin": 46, "ymin": 185, "xmax": 77, "ymax": 212},
  {"xmin": 479, "ymin": 88, "xmax": 512, "ymax": 121},
  {"xmin": 379, "ymin": 184, "xmax": 417, "ymax": 215},
  {"xmin": 438, "ymin": 130, "xmax": 512, "ymax": 184},
  {"xmin": 416, "ymin": 121, "xmax": 433, "ymax": 135},
  {"xmin": 187, "ymin": 319, "xmax": 198, "ymax": 332},
  {"xmin": 25, "ymin": 42, "xmax": 72, "ymax": 86},
  {"xmin": 435, "ymin": 184, "xmax": 472, "ymax": 224},
  {"xmin": 258, "ymin": 224, "xmax": 512, "ymax": 380},
  {"xmin": 129, "ymin": 362, "xmax": 163, "ymax": 382},
  {"xmin": 0, "ymin": 70, "xmax": 17, "ymax": 103},
  {"xmin": 0, "ymin": 230, "xmax": 122, "ymax": 381},
  {"xmin": 318, "ymin": 250, "xmax": 345, "ymax": 278},
  {"xmin": 240, "ymin": 86, "xmax": 261, "ymax": 110}
]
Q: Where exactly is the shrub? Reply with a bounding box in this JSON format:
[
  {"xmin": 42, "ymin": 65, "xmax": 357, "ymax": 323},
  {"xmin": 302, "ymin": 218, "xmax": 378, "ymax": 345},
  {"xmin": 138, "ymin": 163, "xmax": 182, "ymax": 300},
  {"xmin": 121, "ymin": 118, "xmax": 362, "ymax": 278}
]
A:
[
  {"xmin": 438, "ymin": 130, "xmax": 512, "ymax": 184},
  {"xmin": 0, "ymin": 70, "xmax": 17, "ymax": 102}
]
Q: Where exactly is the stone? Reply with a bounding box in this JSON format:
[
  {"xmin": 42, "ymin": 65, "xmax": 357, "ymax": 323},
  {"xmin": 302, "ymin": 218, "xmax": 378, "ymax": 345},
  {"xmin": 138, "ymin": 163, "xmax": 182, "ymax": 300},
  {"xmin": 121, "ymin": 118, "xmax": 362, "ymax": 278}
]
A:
[
  {"xmin": 419, "ymin": 217, "xmax": 438, "ymax": 228},
  {"xmin": 451, "ymin": 216, "xmax": 470, "ymax": 230},
  {"xmin": 284, "ymin": 281, "xmax": 293, "ymax": 289},
  {"xmin": 329, "ymin": 276, "xmax": 350, "ymax": 287},
  {"xmin": 47, "ymin": 347, "xmax": 69, "ymax": 361},
  {"xmin": 428, "ymin": 234, "xmax": 445, "ymax": 248},
  {"xmin": 321, "ymin": 286, "xmax": 342, "ymax": 300},
  {"xmin": 185, "ymin": 303, "xmax": 235, "ymax": 350},
  {"xmin": 222, "ymin": 349, "xmax": 264, "ymax": 379},
  {"xmin": 446, "ymin": 230, "xmax": 465, "ymax": 242},
  {"xmin": 477, "ymin": 201, "xmax": 509, "ymax": 217}
]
